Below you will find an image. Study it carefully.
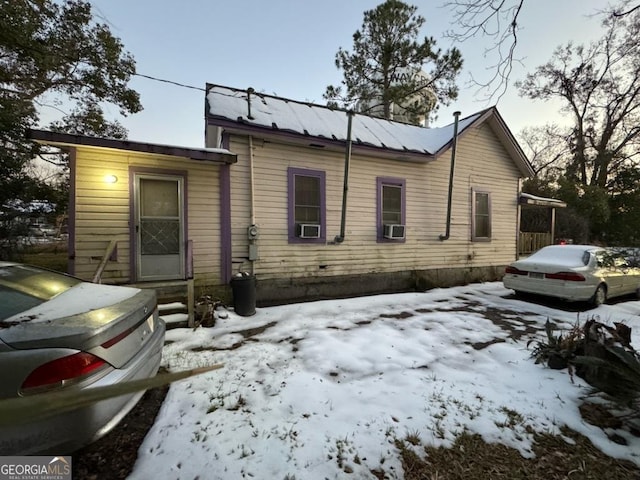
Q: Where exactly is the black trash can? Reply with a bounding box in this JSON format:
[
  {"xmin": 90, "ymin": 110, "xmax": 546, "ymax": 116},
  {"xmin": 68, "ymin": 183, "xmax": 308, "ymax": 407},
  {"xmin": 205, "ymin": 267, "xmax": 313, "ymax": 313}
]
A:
[{"xmin": 230, "ymin": 273, "xmax": 256, "ymax": 316}]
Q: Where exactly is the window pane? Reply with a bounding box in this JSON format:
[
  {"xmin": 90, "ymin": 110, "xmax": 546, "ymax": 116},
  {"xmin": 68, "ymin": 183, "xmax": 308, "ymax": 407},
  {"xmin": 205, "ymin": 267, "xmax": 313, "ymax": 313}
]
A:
[
  {"xmin": 476, "ymin": 215, "xmax": 490, "ymax": 238},
  {"xmin": 295, "ymin": 175, "xmax": 320, "ymax": 224},
  {"xmin": 141, "ymin": 179, "xmax": 179, "ymax": 217},
  {"xmin": 475, "ymin": 193, "xmax": 489, "ymax": 215},
  {"xmin": 295, "ymin": 206, "xmax": 320, "ymax": 223},
  {"xmin": 474, "ymin": 192, "xmax": 490, "ymax": 238},
  {"xmin": 382, "ymin": 185, "xmax": 402, "ymax": 224}
]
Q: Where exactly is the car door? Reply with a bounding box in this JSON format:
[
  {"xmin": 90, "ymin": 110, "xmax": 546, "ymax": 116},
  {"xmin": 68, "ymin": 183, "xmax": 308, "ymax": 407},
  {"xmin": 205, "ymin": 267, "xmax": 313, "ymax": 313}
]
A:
[
  {"xmin": 620, "ymin": 249, "xmax": 640, "ymax": 296},
  {"xmin": 595, "ymin": 250, "xmax": 626, "ymax": 298}
]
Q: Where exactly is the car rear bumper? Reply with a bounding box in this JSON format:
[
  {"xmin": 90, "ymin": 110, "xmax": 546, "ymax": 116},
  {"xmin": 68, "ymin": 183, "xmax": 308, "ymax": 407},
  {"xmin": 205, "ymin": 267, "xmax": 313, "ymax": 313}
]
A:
[
  {"xmin": 0, "ymin": 318, "xmax": 165, "ymax": 455},
  {"xmin": 503, "ymin": 275, "xmax": 596, "ymax": 302}
]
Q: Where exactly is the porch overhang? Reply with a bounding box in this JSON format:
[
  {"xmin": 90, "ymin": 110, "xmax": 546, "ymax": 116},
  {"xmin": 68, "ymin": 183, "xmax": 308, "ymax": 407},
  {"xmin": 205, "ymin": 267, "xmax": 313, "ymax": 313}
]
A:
[
  {"xmin": 519, "ymin": 193, "xmax": 567, "ymax": 208},
  {"xmin": 28, "ymin": 129, "xmax": 237, "ymax": 164}
]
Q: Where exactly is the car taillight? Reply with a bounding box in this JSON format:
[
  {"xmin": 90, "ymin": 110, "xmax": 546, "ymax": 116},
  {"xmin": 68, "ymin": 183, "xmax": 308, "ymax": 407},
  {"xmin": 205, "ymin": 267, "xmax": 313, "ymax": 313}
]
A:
[
  {"xmin": 505, "ymin": 266, "xmax": 528, "ymax": 275},
  {"xmin": 545, "ymin": 272, "xmax": 586, "ymax": 281},
  {"xmin": 21, "ymin": 352, "xmax": 108, "ymax": 394}
]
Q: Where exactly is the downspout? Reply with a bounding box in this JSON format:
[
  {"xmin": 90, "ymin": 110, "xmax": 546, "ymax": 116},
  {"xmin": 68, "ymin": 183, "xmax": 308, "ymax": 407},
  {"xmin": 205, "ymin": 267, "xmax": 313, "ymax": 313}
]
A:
[
  {"xmin": 439, "ymin": 111, "xmax": 461, "ymax": 241},
  {"xmin": 335, "ymin": 110, "xmax": 354, "ymax": 243},
  {"xmin": 247, "ymin": 87, "xmax": 257, "ymax": 272},
  {"xmin": 248, "ymin": 135, "xmax": 257, "ymax": 275},
  {"xmin": 249, "ymin": 135, "xmax": 256, "ymax": 226}
]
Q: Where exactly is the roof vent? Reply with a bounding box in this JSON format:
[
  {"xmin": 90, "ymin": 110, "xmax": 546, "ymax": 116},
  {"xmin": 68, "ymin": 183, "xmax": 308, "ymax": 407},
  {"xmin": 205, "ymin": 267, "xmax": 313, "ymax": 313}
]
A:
[{"xmin": 246, "ymin": 87, "xmax": 255, "ymax": 120}]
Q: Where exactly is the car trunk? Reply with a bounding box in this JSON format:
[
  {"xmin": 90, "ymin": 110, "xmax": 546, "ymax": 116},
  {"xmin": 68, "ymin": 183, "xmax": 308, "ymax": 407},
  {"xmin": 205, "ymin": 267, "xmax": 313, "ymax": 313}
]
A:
[{"xmin": 0, "ymin": 285, "xmax": 158, "ymax": 369}]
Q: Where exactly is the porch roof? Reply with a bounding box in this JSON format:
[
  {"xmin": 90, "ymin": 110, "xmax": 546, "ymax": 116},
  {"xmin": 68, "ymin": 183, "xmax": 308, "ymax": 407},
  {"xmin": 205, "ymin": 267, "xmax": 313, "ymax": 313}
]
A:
[
  {"xmin": 28, "ymin": 129, "xmax": 237, "ymax": 164},
  {"xmin": 519, "ymin": 192, "xmax": 567, "ymax": 208}
]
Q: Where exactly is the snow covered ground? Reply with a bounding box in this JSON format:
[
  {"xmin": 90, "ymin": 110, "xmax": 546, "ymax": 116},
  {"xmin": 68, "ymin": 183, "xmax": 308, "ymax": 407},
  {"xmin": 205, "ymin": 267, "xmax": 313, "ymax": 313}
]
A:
[{"xmin": 130, "ymin": 282, "xmax": 640, "ymax": 479}]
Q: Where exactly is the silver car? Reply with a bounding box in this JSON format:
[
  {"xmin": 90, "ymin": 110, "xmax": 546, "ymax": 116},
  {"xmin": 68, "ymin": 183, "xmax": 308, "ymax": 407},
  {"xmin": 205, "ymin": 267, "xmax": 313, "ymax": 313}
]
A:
[
  {"xmin": 503, "ymin": 245, "xmax": 640, "ymax": 306},
  {"xmin": 0, "ymin": 262, "xmax": 165, "ymax": 455}
]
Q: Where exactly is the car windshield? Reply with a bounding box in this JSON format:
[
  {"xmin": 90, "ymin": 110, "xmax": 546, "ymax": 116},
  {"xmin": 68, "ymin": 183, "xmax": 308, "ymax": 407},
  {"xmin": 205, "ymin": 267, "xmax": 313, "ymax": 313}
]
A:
[{"xmin": 0, "ymin": 265, "xmax": 81, "ymax": 321}]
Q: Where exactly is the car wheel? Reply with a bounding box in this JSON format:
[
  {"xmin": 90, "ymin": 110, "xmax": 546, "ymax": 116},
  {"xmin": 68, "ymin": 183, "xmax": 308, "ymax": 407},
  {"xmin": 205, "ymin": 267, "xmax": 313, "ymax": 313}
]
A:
[{"xmin": 591, "ymin": 284, "xmax": 607, "ymax": 307}]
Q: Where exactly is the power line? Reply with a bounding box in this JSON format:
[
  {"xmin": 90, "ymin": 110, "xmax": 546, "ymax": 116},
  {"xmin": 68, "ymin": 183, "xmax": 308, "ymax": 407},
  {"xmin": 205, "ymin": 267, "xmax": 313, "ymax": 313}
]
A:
[{"xmin": 134, "ymin": 73, "xmax": 205, "ymax": 92}]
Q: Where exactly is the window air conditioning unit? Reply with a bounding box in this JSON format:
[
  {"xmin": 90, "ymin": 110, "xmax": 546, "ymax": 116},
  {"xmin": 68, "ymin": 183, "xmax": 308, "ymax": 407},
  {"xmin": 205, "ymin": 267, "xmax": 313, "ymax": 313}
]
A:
[
  {"xmin": 384, "ymin": 224, "xmax": 405, "ymax": 240},
  {"xmin": 298, "ymin": 224, "xmax": 321, "ymax": 238}
]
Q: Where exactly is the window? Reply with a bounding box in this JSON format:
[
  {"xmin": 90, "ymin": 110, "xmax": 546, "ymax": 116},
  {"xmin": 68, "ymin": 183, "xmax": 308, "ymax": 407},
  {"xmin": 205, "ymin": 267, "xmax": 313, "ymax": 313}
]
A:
[
  {"xmin": 377, "ymin": 177, "xmax": 406, "ymax": 242},
  {"xmin": 472, "ymin": 189, "xmax": 491, "ymax": 241},
  {"xmin": 288, "ymin": 167, "xmax": 326, "ymax": 243}
]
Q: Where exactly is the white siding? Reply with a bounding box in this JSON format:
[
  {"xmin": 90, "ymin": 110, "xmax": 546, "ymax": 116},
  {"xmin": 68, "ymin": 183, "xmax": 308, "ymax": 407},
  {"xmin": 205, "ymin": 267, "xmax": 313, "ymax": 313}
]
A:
[
  {"xmin": 228, "ymin": 122, "xmax": 522, "ymax": 280},
  {"xmin": 73, "ymin": 147, "xmax": 221, "ymax": 286}
]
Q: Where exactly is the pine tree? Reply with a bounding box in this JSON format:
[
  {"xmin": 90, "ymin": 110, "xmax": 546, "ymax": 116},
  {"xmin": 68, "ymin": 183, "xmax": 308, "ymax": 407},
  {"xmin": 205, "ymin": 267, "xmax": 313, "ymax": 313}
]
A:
[{"xmin": 324, "ymin": 0, "xmax": 463, "ymax": 125}]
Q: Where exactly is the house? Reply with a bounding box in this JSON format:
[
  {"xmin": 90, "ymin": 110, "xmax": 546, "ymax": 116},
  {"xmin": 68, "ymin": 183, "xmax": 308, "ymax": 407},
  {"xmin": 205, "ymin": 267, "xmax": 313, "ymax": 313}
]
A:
[
  {"xmin": 27, "ymin": 129, "xmax": 237, "ymax": 322},
  {"xmin": 28, "ymin": 83, "xmax": 535, "ymax": 312},
  {"xmin": 204, "ymin": 84, "xmax": 535, "ymax": 304}
]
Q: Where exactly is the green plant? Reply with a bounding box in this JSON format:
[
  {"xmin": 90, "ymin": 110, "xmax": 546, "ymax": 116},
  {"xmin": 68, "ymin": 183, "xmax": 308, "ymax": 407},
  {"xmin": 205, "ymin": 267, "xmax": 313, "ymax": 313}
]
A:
[
  {"xmin": 572, "ymin": 320, "xmax": 640, "ymax": 407},
  {"xmin": 405, "ymin": 429, "xmax": 421, "ymax": 446},
  {"xmin": 527, "ymin": 319, "xmax": 584, "ymax": 369},
  {"xmin": 531, "ymin": 317, "xmax": 640, "ymax": 423}
]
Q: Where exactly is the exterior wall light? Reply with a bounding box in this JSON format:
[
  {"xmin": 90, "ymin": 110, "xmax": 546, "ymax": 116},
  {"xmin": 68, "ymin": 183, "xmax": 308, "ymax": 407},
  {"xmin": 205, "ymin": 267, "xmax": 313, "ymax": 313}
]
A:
[{"xmin": 105, "ymin": 174, "xmax": 118, "ymax": 184}]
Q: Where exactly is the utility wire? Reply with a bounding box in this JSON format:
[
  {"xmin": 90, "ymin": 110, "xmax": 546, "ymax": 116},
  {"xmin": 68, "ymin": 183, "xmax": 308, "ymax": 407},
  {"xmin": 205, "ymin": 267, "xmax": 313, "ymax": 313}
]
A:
[{"xmin": 134, "ymin": 73, "xmax": 205, "ymax": 92}]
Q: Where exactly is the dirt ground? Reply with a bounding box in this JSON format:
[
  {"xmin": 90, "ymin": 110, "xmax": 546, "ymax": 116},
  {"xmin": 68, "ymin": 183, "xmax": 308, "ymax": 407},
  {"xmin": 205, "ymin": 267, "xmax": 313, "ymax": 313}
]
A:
[{"xmin": 72, "ymin": 385, "xmax": 168, "ymax": 480}]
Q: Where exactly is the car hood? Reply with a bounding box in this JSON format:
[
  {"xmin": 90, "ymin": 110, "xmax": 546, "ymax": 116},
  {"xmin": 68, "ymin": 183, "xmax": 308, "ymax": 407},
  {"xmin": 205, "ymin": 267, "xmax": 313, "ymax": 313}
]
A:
[{"xmin": 0, "ymin": 283, "xmax": 155, "ymax": 351}]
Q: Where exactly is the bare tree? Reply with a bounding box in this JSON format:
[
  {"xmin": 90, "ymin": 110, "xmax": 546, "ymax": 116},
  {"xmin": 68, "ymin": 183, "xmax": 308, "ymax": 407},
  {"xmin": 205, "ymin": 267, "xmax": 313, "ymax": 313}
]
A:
[
  {"xmin": 517, "ymin": 11, "xmax": 640, "ymax": 191},
  {"xmin": 443, "ymin": 0, "xmax": 524, "ymax": 101},
  {"xmin": 443, "ymin": 0, "xmax": 640, "ymax": 101},
  {"xmin": 518, "ymin": 125, "xmax": 571, "ymax": 178}
]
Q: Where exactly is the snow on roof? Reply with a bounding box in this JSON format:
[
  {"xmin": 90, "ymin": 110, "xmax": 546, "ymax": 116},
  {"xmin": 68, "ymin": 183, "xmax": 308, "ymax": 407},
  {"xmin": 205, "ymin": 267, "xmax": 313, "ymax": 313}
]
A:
[
  {"xmin": 520, "ymin": 192, "xmax": 567, "ymax": 207},
  {"xmin": 206, "ymin": 85, "xmax": 485, "ymax": 156}
]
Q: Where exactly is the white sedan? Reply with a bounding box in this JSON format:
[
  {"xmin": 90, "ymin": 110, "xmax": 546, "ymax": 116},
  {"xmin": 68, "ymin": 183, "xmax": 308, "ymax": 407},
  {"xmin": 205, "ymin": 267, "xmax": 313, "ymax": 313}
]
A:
[{"xmin": 503, "ymin": 245, "xmax": 640, "ymax": 306}]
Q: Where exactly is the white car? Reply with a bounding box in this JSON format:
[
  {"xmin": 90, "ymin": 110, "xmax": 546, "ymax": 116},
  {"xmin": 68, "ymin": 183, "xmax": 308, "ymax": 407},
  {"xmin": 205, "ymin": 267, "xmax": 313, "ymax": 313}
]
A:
[{"xmin": 503, "ymin": 245, "xmax": 640, "ymax": 306}]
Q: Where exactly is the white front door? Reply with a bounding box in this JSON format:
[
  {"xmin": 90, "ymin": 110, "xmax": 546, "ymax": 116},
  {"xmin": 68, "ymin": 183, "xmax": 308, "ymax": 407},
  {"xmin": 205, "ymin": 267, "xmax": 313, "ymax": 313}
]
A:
[{"xmin": 134, "ymin": 174, "xmax": 185, "ymax": 281}]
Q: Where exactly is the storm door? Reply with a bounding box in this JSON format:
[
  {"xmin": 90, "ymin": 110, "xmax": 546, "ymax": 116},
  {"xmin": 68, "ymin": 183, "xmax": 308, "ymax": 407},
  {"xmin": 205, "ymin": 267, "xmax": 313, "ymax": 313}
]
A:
[{"xmin": 134, "ymin": 174, "xmax": 185, "ymax": 281}]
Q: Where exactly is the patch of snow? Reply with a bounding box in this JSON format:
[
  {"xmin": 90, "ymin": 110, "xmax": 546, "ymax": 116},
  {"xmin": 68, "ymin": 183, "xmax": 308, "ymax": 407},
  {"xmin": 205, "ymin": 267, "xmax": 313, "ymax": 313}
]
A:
[
  {"xmin": 158, "ymin": 302, "xmax": 186, "ymax": 312},
  {"xmin": 3, "ymin": 283, "xmax": 140, "ymax": 324},
  {"xmin": 160, "ymin": 313, "xmax": 189, "ymax": 325},
  {"xmin": 131, "ymin": 282, "xmax": 640, "ymax": 479},
  {"xmin": 520, "ymin": 192, "xmax": 565, "ymax": 203},
  {"xmin": 514, "ymin": 245, "xmax": 598, "ymax": 268}
]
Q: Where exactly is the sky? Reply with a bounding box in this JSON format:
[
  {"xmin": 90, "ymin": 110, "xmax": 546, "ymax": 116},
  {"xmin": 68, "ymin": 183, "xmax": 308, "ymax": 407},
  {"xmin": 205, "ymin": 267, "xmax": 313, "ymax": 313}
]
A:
[
  {"xmin": 40, "ymin": 0, "xmax": 615, "ymax": 149},
  {"xmin": 128, "ymin": 282, "xmax": 640, "ymax": 479}
]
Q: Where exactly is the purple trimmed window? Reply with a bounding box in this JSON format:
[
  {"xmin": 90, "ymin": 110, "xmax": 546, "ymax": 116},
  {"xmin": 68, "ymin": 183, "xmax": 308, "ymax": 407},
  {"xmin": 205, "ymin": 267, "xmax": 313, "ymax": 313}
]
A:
[
  {"xmin": 377, "ymin": 177, "xmax": 406, "ymax": 242},
  {"xmin": 471, "ymin": 189, "xmax": 492, "ymax": 242},
  {"xmin": 288, "ymin": 167, "xmax": 326, "ymax": 243}
]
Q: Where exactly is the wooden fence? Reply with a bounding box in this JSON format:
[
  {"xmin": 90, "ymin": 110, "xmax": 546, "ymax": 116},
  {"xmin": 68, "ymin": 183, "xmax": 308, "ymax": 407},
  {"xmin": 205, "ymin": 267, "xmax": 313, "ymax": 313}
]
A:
[{"xmin": 519, "ymin": 232, "xmax": 552, "ymax": 256}]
